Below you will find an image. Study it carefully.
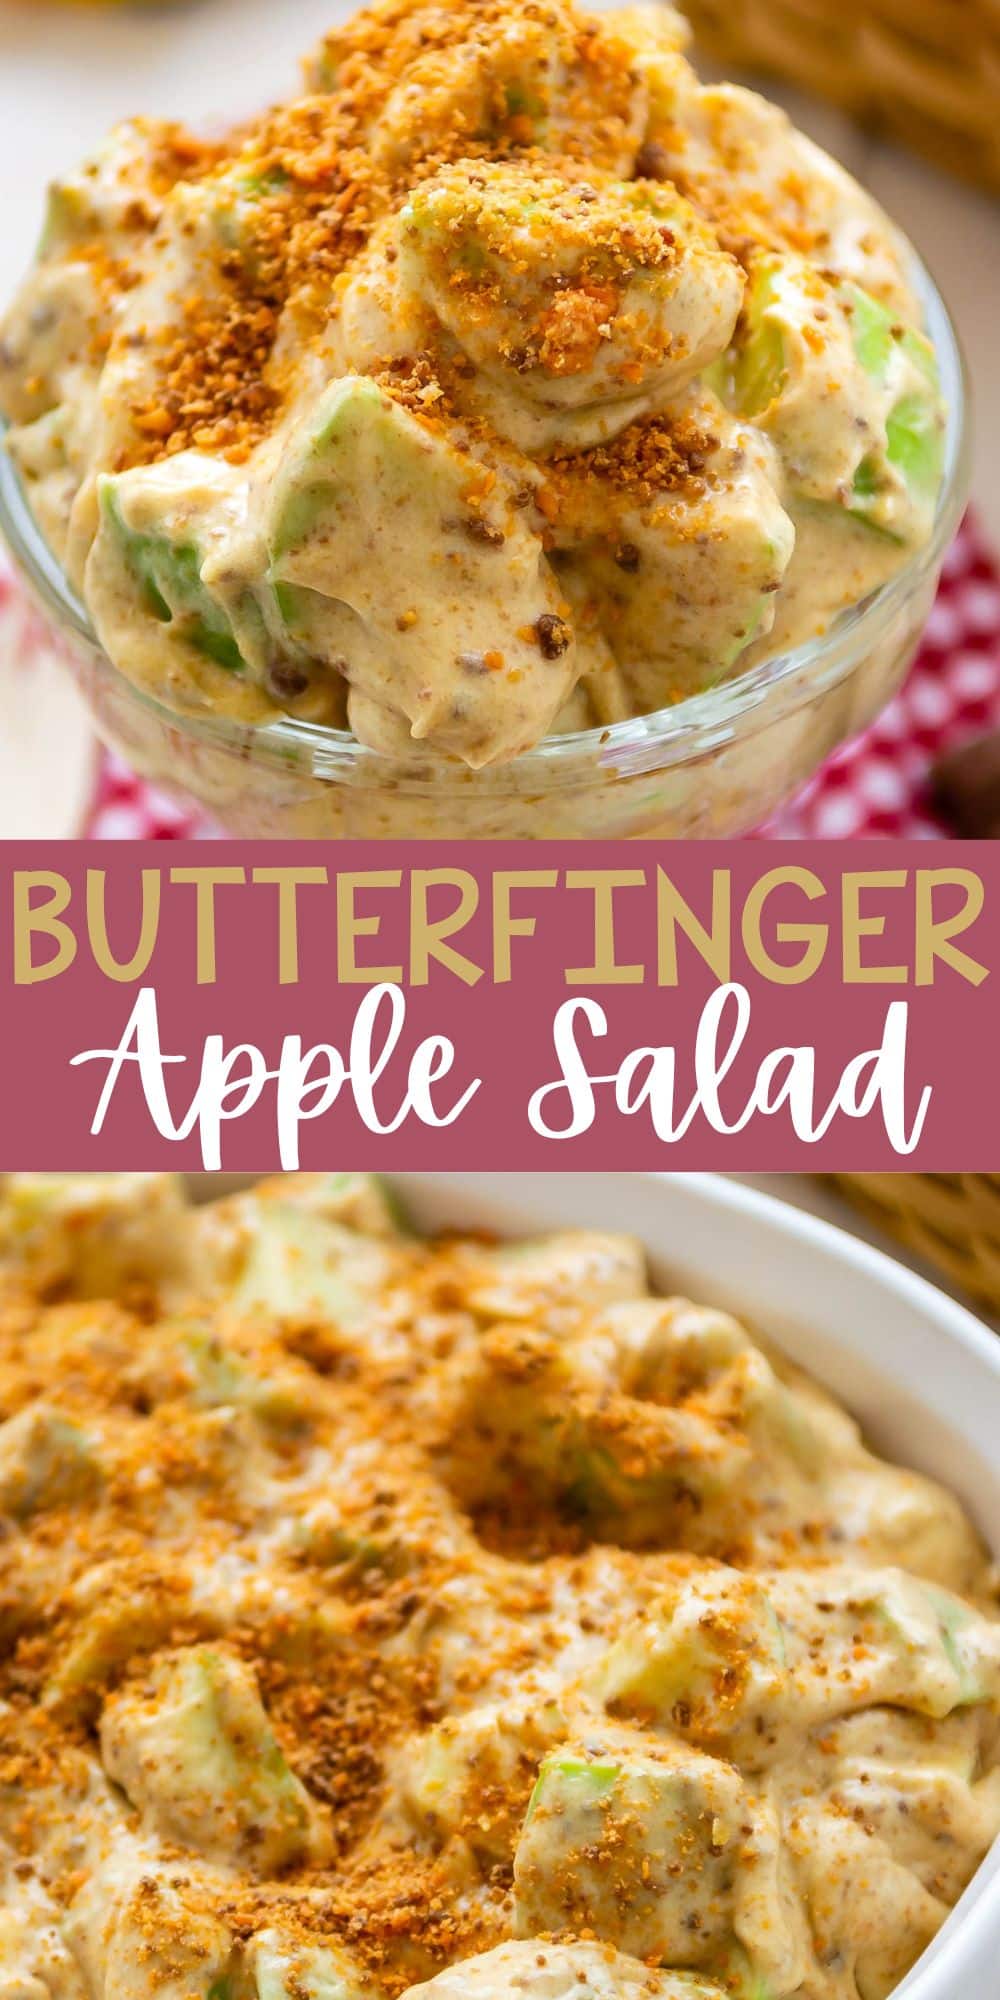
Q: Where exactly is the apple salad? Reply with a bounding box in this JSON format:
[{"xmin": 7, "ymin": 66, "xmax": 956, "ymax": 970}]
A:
[
  {"xmin": 0, "ymin": 0, "xmax": 946, "ymax": 769},
  {"xmin": 0, "ymin": 1173, "xmax": 997, "ymax": 2000}
]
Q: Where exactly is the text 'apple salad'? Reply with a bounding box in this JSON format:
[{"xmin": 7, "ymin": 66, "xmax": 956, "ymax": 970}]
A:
[{"xmin": 0, "ymin": 0, "xmax": 946, "ymax": 767}]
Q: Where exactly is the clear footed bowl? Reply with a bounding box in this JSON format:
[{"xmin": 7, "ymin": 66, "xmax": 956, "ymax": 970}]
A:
[{"xmin": 0, "ymin": 258, "xmax": 969, "ymax": 841}]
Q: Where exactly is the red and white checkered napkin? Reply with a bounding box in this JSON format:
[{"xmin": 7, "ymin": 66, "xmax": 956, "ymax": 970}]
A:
[{"xmin": 50, "ymin": 512, "xmax": 1000, "ymax": 839}]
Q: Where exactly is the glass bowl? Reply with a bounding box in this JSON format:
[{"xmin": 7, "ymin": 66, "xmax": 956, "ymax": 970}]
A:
[{"xmin": 0, "ymin": 253, "xmax": 969, "ymax": 840}]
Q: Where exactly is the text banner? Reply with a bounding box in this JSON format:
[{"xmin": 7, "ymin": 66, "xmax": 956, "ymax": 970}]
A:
[{"xmin": 1, "ymin": 841, "xmax": 997, "ymax": 1170}]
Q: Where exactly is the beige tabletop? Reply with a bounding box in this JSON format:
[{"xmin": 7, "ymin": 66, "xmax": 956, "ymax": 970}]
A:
[{"xmin": 0, "ymin": 0, "xmax": 997, "ymax": 834}]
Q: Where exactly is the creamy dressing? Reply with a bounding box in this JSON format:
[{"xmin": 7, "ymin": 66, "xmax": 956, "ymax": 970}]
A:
[{"xmin": 0, "ymin": 0, "xmax": 945, "ymax": 786}]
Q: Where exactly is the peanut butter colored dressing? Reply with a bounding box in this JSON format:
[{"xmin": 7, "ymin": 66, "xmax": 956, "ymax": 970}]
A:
[
  {"xmin": 0, "ymin": 1174, "xmax": 997, "ymax": 2000},
  {"xmin": 0, "ymin": 1, "xmax": 946, "ymax": 772}
]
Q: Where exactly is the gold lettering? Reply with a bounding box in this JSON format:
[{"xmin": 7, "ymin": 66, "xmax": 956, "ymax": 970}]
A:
[
  {"xmin": 252, "ymin": 867, "xmax": 328, "ymax": 984},
  {"xmin": 656, "ymin": 868, "xmax": 732, "ymax": 985},
  {"xmin": 742, "ymin": 868, "xmax": 827, "ymax": 984},
  {"xmin": 492, "ymin": 871, "xmax": 557, "ymax": 983},
  {"xmin": 87, "ymin": 869, "xmax": 161, "ymax": 982},
  {"xmin": 410, "ymin": 871, "xmax": 482, "ymax": 986},
  {"xmin": 170, "ymin": 867, "xmax": 246, "ymax": 985},
  {"xmin": 915, "ymin": 869, "xmax": 988, "ymax": 986},
  {"xmin": 841, "ymin": 871, "xmax": 908, "ymax": 983},
  {"xmin": 566, "ymin": 870, "xmax": 646, "ymax": 984},
  {"xmin": 12, "ymin": 872, "xmax": 76, "ymax": 985},
  {"xmin": 335, "ymin": 871, "xmax": 404, "ymax": 984}
]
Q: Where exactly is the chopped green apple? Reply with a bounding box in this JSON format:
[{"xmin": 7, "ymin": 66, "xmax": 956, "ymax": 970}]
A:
[
  {"xmin": 769, "ymin": 1568, "xmax": 1000, "ymax": 1724},
  {"xmin": 0, "ymin": 1171, "xmax": 191, "ymax": 1299},
  {"xmin": 712, "ymin": 254, "xmax": 944, "ymax": 542},
  {"xmin": 397, "ymin": 1941, "xmax": 730, "ymax": 2000},
  {"xmin": 589, "ymin": 1567, "xmax": 788, "ymax": 1744},
  {"xmin": 460, "ymin": 1230, "xmax": 647, "ymax": 1321},
  {"xmin": 265, "ymin": 375, "xmax": 577, "ymax": 767},
  {"xmin": 196, "ymin": 1192, "xmax": 402, "ymax": 1328},
  {"xmin": 93, "ymin": 468, "xmax": 252, "ymax": 675},
  {"xmin": 0, "ymin": 1404, "xmax": 100, "ymax": 1520},
  {"xmin": 246, "ymin": 1931, "xmax": 372, "ymax": 2000},
  {"xmin": 551, "ymin": 393, "xmax": 794, "ymax": 709},
  {"xmin": 513, "ymin": 1732, "xmax": 745, "ymax": 1964},
  {"xmin": 99, "ymin": 1645, "xmax": 327, "ymax": 1872},
  {"xmin": 395, "ymin": 1692, "xmax": 566, "ymax": 1861}
]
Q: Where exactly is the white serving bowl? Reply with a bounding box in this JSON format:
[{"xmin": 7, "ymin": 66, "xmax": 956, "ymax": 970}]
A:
[
  {"xmin": 373, "ymin": 1171, "xmax": 1000, "ymax": 2000},
  {"xmin": 186, "ymin": 1170, "xmax": 1000, "ymax": 1995}
]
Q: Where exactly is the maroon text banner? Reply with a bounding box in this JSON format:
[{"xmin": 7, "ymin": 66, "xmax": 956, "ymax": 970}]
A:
[{"xmin": 0, "ymin": 841, "xmax": 996, "ymax": 1170}]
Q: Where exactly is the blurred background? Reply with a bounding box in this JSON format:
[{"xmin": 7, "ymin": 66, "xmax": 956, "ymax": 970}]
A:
[
  {"xmin": 742, "ymin": 1176, "xmax": 1000, "ymax": 1330},
  {"xmin": 0, "ymin": 0, "xmax": 998, "ymax": 834}
]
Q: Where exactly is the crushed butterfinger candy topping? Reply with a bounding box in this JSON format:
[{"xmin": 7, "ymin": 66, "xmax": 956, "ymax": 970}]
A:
[{"xmin": 0, "ymin": 1175, "xmax": 996, "ymax": 2000}]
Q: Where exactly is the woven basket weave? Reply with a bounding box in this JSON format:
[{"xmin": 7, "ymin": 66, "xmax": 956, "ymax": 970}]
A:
[
  {"xmin": 831, "ymin": 1175, "xmax": 1000, "ymax": 1314},
  {"xmin": 681, "ymin": 0, "xmax": 1000, "ymax": 195}
]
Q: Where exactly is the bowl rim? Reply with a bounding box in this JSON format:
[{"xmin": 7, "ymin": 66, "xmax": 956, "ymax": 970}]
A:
[
  {"xmin": 378, "ymin": 1169, "xmax": 1000, "ymax": 2000},
  {"xmin": 0, "ymin": 245, "xmax": 971, "ymax": 789}
]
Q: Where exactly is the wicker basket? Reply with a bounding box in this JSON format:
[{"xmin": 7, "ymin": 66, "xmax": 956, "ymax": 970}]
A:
[
  {"xmin": 681, "ymin": 0, "xmax": 1000, "ymax": 195},
  {"xmin": 831, "ymin": 1175, "xmax": 1000, "ymax": 1314}
]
